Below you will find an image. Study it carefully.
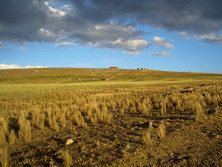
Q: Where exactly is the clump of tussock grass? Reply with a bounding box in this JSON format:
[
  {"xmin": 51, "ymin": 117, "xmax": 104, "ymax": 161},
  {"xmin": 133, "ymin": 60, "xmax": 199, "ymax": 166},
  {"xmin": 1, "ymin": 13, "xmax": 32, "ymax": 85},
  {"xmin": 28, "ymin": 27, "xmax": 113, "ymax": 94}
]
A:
[
  {"xmin": 105, "ymin": 112, "xmax": 113, "ymax": 124},
  {"xmin": 143, "ymin": 129, "xmax": 152, "ymax": 145},
  {"xmin": 179, "ymin": 94, "xmax": 194, "ymax": 112},
  {"xmin": 157, "ymin": 121, "xmax": 166, "ymax": 140},
  {"xmin": 59, "ymin": 112, "xmax": 66, "ymax": 128},
  {"xmin": 208, "ymin": 94, "xmax": 220, "ymax": 107},
  {"xmin": 31, "ymin": 108, "xmax": 45, "ymax": 129},
  {"xmin": 206, "ymin": 92, "xmax": 213, "ymax": 100},
  {"xmin": 59, "ymin": 149, "xmax": 72, "ymax": 167},
  {"xmin": 90, "ymin": 114, "xmax": 97, "ymax": 126},
  {"xmin": 169, "ymin": 93, "xmax": 183, "ymax": 111},
  {"xmin": 120, "ymin": 108, "xmax": 125, "ymax": 116},
  {"xmin": 160, "ymin": 96, "xmax": 167, "ymax": 116},
  {"xmin": 100, "ymin": 104, "xmax": 113, "ymax": 123},
  {"xmin": 18, "ymin": 113, "xmax": 31, "ymax": 142},
  {"xmin": 152, "ymin": 95, "xmax": 161, "ymax": 110},
  {"xmin": 109, "ymin": 100, "xmax": 117, "ymax": 111},
  {"xmin": 84, "ymin": 102, "xmax": 112, "ymax": 125},
  {"xmin": 47, "ymin": 109, "xmax": 59, "ymax": 132},
  {"xmin": 0, "ymin": 117, "xmax": 8, "ymax": 145},
  {"xmin": 120, "ymin": 98, "xmax": 130, "ymax": 111},
  {"xmin": 8, "ymin": 129, "xmax": 16, "ymax": 145},
  {"xmin": 0, "ymin": 146, "xmax": 8, "ymax": 167},
  {"xmin": 204, "ymin": 92, "xmax": 215, "ymax": 107},
  {"xmin": 68, "ymin": 104, "xmax": 79, "ymax": 118},
  {"xmin": 138, "ymin": 98, "xmax": 152, "ymax": 116},
  {"xmin": 129, "ymin": 102, "xmax": 137, "ymax": 113},
  {"xmin": 193, "ymin": 101, "xmax": 206, "ymax": 121},
  {"xmin": 72, "ymin": 111, "xmax": 87, "ymax": 128}
]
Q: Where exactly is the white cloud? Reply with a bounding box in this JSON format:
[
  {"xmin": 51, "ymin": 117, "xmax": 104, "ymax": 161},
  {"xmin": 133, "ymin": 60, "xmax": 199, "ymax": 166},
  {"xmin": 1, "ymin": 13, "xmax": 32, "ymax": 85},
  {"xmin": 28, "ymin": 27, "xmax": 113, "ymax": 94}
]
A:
[
  {"xmin": 39, "ymin": 28, "xmax": 56, "ymax": 37},
  {"xmin": 0, "ymin": 63, "xmax": 48, "ymax": 69},
  {"xmin": 196, "ymin": 34, "xmax": 222, "ymax": 43},
  {"xmin": 0, "ymin": 42, "xmax": 3, "ymax": 48},
  {"xmin": 112, "ymin": 39, "xmax": 148, "ymax": 53},
  {"xmin": 153, "ymin": 36, "xmax": 174, "ymax": 48},
  {"xmin": 95, "ymin": 25, "xmax": 103, "ymax": 30},
  {"xmin": 56, "ymin": 41, "xmax": 76, "ymax": 47},
  {"xmin": 179, "ymin": 32, "xmax": 222, "ymax": 43},
  {"xmin": 55, "ymin": 37, "xmax": 76, "ymax": 47},
  {"xmin": 152, "ymin": 51, "xmax": 170, "ymax": 56},
  {"xmin": 45, "ymin": 2, "xmax": 66, "ymax": 17},
  {"xmin": 61, "ymin": 5, "xmax": 73, "ymax": 11}
]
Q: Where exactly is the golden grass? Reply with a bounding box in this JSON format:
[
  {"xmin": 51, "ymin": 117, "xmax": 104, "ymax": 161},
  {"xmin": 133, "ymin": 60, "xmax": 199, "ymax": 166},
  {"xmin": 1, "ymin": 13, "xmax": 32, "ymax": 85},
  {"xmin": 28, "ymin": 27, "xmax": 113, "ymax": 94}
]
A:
[
  {"xmin": 18, "ymin": 111, "xmax": 32, "ymax": 142},
  {"xmin": 59, "ymin": 149, "xmax": 72, "ymax": 167},
  {"xmin": 194, "ymin": 101, "xmax": 206, "ymax": 121},
  {"xmin": 0, "ymin": 146, "xmax": 8, "ymax": 167},
  {"xmin": 0, "ymin": 117, "xmax": 7, "ymax": 145},
  {"xmin": 9, "ymin": 129, "xmax": 16, "ymax": 145},
  {"xmin": 143, "ymin": 129, "xmax": 152, "ymax": 145},
  {"xmin": 157, "ymin": 121, "xmax": 166, "ymax": 140}
]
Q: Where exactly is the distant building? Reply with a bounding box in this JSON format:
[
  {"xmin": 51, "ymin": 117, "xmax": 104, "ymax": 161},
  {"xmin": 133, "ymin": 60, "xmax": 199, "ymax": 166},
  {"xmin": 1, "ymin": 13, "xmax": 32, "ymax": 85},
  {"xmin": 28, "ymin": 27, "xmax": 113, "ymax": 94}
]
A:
[
  {"xmin": 109, "ymin": 66, "xmax": 118, "ymax": 69},
  {"xmin": 137, "ymin": 67, "xmax": 146, "ymax": 70}
]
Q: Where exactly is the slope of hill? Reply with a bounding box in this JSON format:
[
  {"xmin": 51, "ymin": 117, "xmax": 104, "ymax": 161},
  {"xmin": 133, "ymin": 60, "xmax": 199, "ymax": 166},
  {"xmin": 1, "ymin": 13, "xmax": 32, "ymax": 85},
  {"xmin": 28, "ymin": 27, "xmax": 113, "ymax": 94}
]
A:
[{"xmin": 0, "ymin": 68, "xmax": 221, "ymax": 83}]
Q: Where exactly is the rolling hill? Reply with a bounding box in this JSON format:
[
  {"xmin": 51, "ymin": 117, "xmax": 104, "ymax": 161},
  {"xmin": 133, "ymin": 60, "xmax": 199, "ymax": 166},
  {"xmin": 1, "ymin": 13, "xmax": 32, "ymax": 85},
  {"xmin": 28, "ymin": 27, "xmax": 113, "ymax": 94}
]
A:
[{"xmin": 0, "ymin": 68, "xmax": 221, "ymax": 83}]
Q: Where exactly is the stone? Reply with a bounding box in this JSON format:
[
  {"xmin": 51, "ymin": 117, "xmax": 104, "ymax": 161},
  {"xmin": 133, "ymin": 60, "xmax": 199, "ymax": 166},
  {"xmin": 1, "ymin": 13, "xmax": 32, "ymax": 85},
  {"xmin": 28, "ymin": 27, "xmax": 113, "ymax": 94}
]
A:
[{"xmin": 66, "ymin": 139, "xmax": 74, "ymax": 146}]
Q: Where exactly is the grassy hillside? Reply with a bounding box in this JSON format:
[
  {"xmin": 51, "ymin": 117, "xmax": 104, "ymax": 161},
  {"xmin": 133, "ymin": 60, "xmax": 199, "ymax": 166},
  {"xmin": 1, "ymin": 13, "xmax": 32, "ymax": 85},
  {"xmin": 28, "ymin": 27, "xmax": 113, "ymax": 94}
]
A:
[
  {"xmin": 0, "ymin": 68, "xmax": 222, "ymax": 166},
  {"xmin": 0, "ymin": 68, "xmax": 222, "ymax": 83}
]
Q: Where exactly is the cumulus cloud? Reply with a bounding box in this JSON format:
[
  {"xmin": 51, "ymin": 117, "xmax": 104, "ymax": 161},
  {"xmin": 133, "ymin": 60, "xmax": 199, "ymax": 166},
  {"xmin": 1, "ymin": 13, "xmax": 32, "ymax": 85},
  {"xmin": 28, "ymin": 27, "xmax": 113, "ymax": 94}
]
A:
[
  {"xmin": 56, "ymin": 24, "xmax": 148, "ymax": 52},
  {"xmin": 0, "ymin": 0, "xmax": 222, "ymax": 53},
  {"xmin": 112, "ymin": 39, "xmax": 148, "ymax": 52},
  {"xmin": 0, "ymin": 63, "xmax": 48, "ymax": 70},
  {"xmin": 152, "ymin": 51, "xmax": 170, "ymax": 57},
  {"xmin": 153, "ymin": 36, "xmax": 174, "ymax": 48}
]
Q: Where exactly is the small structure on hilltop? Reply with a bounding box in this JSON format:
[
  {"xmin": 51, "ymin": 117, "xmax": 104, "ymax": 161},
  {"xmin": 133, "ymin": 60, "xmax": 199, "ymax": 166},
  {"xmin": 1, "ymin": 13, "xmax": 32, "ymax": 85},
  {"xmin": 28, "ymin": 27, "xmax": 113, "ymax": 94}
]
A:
[
  {"xmin": 109, "ymin": 66, "xmax": 118, "ymax": 69},
  {"xmin": 137, "ymin": 67, "xmax": 146, "ymax": 70}
]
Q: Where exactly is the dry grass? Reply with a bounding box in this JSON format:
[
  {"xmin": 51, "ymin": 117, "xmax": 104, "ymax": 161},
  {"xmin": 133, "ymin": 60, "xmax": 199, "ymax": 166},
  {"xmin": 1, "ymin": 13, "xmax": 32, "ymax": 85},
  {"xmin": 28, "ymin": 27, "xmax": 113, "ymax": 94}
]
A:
[
  {"xmin": 160, "ymin": 96, "xmax": 167, "ymax": 116},
  {"xmin": 0, "ymin": 82, "xmax": 221, "ymax": 147},
  {"xmin": 139, "ymin": 98, "xmax": 152, "ymax": 116},
  {"xmin": 194, "ymin": 101, "xmax": 206, "ymax": 121},
  {"xmin": 157, "ymin": 121, "xmax": 166, "ymax": 140},
  {"xmin": 47, "ymin": 109, "xmax": 59, "ymax": 132},
  {"xmin": 32, "ymin": 108, "xmax": 45, "ymax": 129},
  {"xmin": 9, "ymin": 129, "xmax": 16, "ymax": 145},
  {"xmin": 120, "ymin": 108, "xmax": 125, "ymax": 116},
  {"xmin": 0, "ymin": 146, "xmax": 8, "ymax": 167},
  {"xmin": 143, "ymin": 129, "xmax": 152, "ymax": 145},
  {"xmin": 59, "ymin": 149, "xmax": 72, "ymax": 167},
  {"xmin": 60, "ymin": 112, "xmax": 66, "ymax": 128},
  {"xmin": 0, "ymin": 117, "xmax": 7, "ymax": 145},
  {"xmin": 18, "ymin": 111, "xmax": 31, "ymax": 142}
]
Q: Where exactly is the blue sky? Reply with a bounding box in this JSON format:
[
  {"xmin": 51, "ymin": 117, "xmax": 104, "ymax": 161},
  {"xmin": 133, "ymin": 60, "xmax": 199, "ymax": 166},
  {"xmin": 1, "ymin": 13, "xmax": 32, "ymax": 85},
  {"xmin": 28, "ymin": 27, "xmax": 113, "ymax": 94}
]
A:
[{"xmin": 0, "ymin": 0, "xmax": 222, "ymax": 72}]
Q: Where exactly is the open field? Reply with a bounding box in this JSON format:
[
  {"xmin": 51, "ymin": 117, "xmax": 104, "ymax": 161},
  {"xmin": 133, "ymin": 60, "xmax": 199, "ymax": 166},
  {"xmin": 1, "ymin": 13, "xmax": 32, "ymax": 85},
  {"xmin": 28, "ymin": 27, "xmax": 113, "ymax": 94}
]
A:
[
  {"xmin": 0, "ymin": 68, "xmax": 222, "ymax": 166},
  {"xmin": 1, "ymin": 68, "xmax": 222, "ymax": 83}
]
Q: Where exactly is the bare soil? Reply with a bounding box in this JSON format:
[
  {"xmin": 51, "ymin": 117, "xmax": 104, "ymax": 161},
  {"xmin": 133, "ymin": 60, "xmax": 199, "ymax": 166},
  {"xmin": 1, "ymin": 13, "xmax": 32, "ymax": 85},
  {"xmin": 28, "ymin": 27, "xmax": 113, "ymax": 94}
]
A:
[{"xmin": 7, "ymin": 84, "xmax": 222, "ymax": 167}]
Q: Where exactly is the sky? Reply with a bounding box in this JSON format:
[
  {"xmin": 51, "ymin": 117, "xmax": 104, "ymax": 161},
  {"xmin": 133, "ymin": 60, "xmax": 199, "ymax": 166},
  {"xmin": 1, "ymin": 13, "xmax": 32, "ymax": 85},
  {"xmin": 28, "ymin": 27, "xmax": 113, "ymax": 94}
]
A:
[{"xmin": 0, "ymin": 0, "xmax": 222, "ymax": 72}]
